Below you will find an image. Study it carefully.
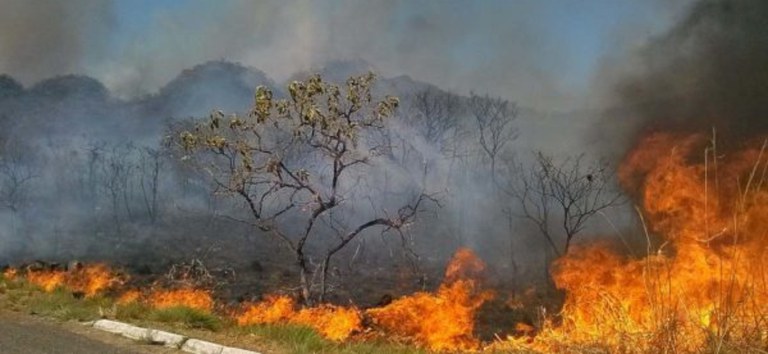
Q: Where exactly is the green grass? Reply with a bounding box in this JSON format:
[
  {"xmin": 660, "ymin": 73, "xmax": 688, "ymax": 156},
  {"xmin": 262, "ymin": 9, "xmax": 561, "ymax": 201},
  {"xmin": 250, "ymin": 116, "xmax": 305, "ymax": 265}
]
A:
[
  {"xmin": 242, "ymin": 324, "xmax": 429, "ymax": 354},
  {"xmin": 29, "ymin": 291, "xmax": 97, "ymax": 321},
  {"xmin": 2, "ymin": 282, "xmax": 113, "ymax": 322},
  {"xmin": 114, "ymin": 301, "xmax": 149, "ymax": 321},
  {"xmin": 148, "ymin": 306, "xmax": 222, "ymax": 331}
]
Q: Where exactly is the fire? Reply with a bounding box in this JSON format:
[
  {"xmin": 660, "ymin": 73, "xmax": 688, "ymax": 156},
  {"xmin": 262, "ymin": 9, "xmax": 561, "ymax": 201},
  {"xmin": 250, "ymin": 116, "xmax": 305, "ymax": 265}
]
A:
[
  {"xmin": 236, "ymin": 295, "xmax": 363, "ymax": 341},
  {"xmin": 67, "ymin": 264, "xmax": 124, "ymax": 297},
  {"xmin": 2, "ymin": 268, "xmax": 18, "ymax": 281},
  {"xmin": 237, "ymin": 295, "xmax": 296, "ymax": 325},
  {"xmin": 27, "ymin": 269, "xmax": 66, "ymax": 292},
  {"xmin": 235, "ymin": 248, "xmax": 490, "ymax": 347},
  {"xmin": 117, "ymin": 289, "xmax": 141, "ymax": 305},
  {"xmin": 21, "ymin": 263, "xmax": 123, "ymax": 297},
  {"xmin": 148, "ymin": 288, "xmax": 214, "ymax": 312},
  {"xmin": 367, "ymin": 248, "xmax": 493, "ymax": 351},
  {"xmin": 292, "ymin": 305, "xmax": 363, "ymax": 341},
  {"xmin": 501, "ymin": 132, "xmax": 768, "ymax": 352}
]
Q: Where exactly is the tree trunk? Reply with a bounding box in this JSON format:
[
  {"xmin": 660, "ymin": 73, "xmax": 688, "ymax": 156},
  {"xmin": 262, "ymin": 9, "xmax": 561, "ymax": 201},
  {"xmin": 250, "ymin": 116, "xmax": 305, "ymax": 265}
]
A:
[
  {"xmin": 297, "ymin": 257, "xmax": 312, "ymax": 305},
  {"xmin": 318, "ymin": 256, "xmax": 331, "ymax": 303}
]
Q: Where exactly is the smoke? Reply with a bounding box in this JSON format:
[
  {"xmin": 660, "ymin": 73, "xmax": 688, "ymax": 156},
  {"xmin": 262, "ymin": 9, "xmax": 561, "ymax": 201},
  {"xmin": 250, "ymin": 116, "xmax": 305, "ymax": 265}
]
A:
[
  {"xmin": 601, "ymin": 0, "xmax": 768, "ymax": 153},
  {"xmin": 35, "ymin": 0, "xmax": 651, "ymax": 112},
  {"xmin": 0, "ymin": 0, "xmax": 724, "ymax": 290},
  {"xmin": 106, "ymin": 0, "xmax": 550, "ymax": 105},
  {"xmin": 0, "ymin": 0, "xmax": 114, "ymax": 85}
]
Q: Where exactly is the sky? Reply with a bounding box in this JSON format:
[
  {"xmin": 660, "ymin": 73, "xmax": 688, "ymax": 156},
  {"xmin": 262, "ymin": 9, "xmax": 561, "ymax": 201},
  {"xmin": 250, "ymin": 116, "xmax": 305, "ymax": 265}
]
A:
[{"xmin": 0, "ymin": 0, "xmax": 693, "ymax": 112}]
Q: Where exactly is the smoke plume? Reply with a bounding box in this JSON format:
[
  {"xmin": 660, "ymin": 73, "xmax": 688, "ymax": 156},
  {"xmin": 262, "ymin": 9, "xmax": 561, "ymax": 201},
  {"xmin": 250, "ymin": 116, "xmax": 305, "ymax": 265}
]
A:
[{"xmin": 606, "ymin": 0, "xmax": 768, "ymax": 152}]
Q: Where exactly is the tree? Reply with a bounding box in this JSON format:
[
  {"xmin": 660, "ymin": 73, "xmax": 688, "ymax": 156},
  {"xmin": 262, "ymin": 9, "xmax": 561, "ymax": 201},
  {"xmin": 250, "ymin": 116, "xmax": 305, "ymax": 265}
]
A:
[
  {"xmin": 176, "ymin": 73, "xmax": 431, "ymax": 303},
  {"xmin": 138, "ymin": 147, "xmax": 163, "ymax": 224},
  {"xmin": 0, "ymin": 141, "xmax": 37, "ymax": 213},
  {"xmin": 509, "ymin": 152, "xmax": 622, "ymax": 256},
  {"xmin": 409, "ymin": 88, "xmax": 463, "ymax": 149},
  {"xmin": 98, "ymin": 144, "xmax": 135, "ymax": 232},
  {"xmin": 469, "ymin": 93, "xmax": 518, "ymax": 182}
]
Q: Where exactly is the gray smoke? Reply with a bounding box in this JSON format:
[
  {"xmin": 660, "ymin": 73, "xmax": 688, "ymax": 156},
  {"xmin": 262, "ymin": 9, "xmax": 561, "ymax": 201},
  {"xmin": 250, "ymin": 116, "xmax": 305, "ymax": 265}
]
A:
[{"xmin": 0, "ymin": 0, "xmax": 114, "ymax": 85}]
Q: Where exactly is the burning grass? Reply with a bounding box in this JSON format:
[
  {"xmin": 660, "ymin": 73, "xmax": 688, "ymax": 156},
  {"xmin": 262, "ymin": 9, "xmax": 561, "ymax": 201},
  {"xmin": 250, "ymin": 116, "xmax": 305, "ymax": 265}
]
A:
[
  {"xmin": 15, "ymin": 263, "xmax": 125, "ymax": 298},
  {"xmin": 495, "ymin": 132, "xmax": 768, "ymax": 353},
  {"xmin": 234, "ymin": 248, "xmax": 492, "ymax": 349},
  {"xmin": 237, "ymin": 296, "xmax": 364, "ymax": 342},
  {"xmin": 366, "ymin": 248, "xmax": 494, "ymax": 351},
  {"xmin": 147, "ymin": 288, "xmax": 214, "ymax": 312}
]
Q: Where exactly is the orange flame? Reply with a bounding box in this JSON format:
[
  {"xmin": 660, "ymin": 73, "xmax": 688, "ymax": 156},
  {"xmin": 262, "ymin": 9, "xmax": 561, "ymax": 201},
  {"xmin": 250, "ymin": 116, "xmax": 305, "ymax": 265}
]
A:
[
  {"xmin": 367, "ymin": 248, "xmax": 494, "ymax": 351},
  {"xmin": 148, "ymin": 288, "xmax": 214, "ymax": 312},
  {"xmin": 236, "ymin": 295, "xmax": 296, "ymax": 325},
  {"xmin": 2, "ymin": 268, "xmax": 18, "ymax": 281},
  {"xmin": 117, "ymin": 289, "xmax": 141, "ymax": 305},
  {"xmin": 27, "ymin": 270, "xmax": 66, "ymax": 292},
  {"xmin": 236, "ymin": 295, "xmax": 363, "ymax": 341},
  {"xmin": 68, "ymin": 264, "xmax": 124, "ymax": 297},
  {"xmin": 24, "ymin": 263, "xmax": 123, "ymax": 297},
  {"xmin": 292, "ymin": 305, "xmax": 363, "ymax": 341}
]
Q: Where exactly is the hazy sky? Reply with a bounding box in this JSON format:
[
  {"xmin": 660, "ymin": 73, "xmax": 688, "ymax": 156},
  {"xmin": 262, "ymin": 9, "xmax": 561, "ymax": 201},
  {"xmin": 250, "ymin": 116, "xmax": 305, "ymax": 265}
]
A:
[{"xmin": 0, "ymin": 0, "xmax": 693, "ymax": 111}]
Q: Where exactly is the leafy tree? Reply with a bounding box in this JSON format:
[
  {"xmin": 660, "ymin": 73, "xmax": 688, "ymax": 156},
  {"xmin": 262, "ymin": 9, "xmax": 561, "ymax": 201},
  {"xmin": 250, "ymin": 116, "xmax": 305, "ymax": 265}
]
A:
[{"xmin": 176, "ymin": 73, "xmax": 431, "ymax": 303}]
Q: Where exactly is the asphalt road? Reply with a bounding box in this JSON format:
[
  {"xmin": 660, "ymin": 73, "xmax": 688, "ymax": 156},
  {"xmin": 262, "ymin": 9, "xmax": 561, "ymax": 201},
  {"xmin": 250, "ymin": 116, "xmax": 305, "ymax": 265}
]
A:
[{"xmin": 0, "ymin": 312, "xmax": 174, "ymax": 354}]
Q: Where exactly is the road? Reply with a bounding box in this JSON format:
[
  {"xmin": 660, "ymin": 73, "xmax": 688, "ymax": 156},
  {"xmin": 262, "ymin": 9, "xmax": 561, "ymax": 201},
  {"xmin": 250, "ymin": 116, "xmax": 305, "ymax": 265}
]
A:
[{"xmin": 0, "ymin": 311, "xmax": 174, "ymax": 354}]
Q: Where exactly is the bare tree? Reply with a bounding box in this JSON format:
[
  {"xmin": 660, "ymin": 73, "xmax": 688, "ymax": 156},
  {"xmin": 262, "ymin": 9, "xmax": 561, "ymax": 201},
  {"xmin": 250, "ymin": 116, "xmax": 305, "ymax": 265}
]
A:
[
  {"xmin": 469, "ymin": 93, "xmax": 518, "ymax": 181},
  {"xmin": 409, "ymin": 88, "xmax": 463, "ymax": 149},
  {"xmin": 139, "ymin": 147, "xmax": 163, "ymax": 224},
  {"xmin": 0, "ymin": 142, "xmax": 37, "ymax": 213},
  {"xmin": 98, "ymin": 144, "xmax": 136, "ymax": 232},
  {"xmin": 509, "ymin": 152, "xmax": 622, "ymax": 256},
  {"xmin": 84, "ymin": 141, "xmax": 106, "ymax": 207},
  {"xmin": 176, "ymin": 73, "xmax": 432, "ymax": 303}
]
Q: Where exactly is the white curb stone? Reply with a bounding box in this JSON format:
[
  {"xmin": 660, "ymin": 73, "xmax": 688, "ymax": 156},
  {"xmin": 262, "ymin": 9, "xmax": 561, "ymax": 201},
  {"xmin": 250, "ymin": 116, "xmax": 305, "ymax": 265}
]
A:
[
  {"xmin": 93, "ymin": 320, "xmax": 149, "ymax": 340},
  {"xmin": 147, "ymin": 329, "xmax": 187, "ymax": 348},
  {"xmin": 181, "ymin": 338, "xmax": 226, "ymax": 354},
  {"xmin": 91, "ymin": 319, "xmax": 260, "ymax": 354},
  {"xmin": 221, "ymin": 347, "xmax": 261, "ymax": 354}
]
